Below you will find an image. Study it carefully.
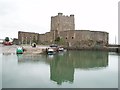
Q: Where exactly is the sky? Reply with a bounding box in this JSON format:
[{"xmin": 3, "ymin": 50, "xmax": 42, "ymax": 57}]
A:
[{"xmin": 0, "ymin": 0, "xmax": 119, "ymax": 44}]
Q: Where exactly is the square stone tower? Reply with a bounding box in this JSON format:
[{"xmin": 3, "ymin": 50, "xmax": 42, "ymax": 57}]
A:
[{"xmin": 51, "ymin": 13, "xmax": 75, "ymax": 32}]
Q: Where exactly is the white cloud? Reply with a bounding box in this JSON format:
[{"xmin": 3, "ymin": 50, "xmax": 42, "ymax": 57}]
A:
[{"xmin": 0, "ymin": 0, "xmax": 119, "ymax": 44}]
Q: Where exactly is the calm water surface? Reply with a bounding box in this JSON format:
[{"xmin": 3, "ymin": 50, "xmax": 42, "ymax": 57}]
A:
[{"xmin": 2, "ymin": 50, "xmax": 118, "ymax": 88}]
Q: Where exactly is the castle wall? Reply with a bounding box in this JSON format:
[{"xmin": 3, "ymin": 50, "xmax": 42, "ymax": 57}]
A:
[
  {"xmin": 18, "ymin": 30, "xmax": 108, "ymax": 48},
  {"xmin": 44, "ymin": 31, "xmax": 54, "ymax": 44},
  {"xmin": 91, "ymin": 31, "xmax": 108, "ymax": 46},
  {"xmin": 38, "ymin": 34, "xmax": 45, "ymax": 44},
  {"xmin": 59, "ymin": 30, "xmax": 108, "ymax": 48},
  {"xmin": 18, "ymin": 31, "xmax": 39, "ymax": 44},
  {"xmin": 38, "ymin": 31, "xmax": 55, "ymax": 44}
]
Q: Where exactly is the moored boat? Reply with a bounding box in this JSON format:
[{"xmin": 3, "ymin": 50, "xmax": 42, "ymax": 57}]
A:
[
  {"xmin": 49, "ymin": 44, "xmax": 59, "ymax": 52},
  {"xmin": 16, "ymin": 47, "xmax": 23, "ymax": 54},
  {"xmin": 47, "ymin": 48, "xmax": 55, "ymax": 55},
  {"xmin": 58, "ymin": 47, "xmax": 64, "ymax": 51}
]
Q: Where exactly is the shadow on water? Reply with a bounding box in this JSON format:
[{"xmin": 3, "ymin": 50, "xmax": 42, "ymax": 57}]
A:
[{"xmin": 17, "ymin": 50, "xmax": 108, "ymax": 85}]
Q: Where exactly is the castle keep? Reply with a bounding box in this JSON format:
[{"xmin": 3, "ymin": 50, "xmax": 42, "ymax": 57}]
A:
[
  {"xmin": 18, "ymin": 13, "xmax": 108, "ymax": 48},
  {"xmin": 51, "ymin": 13, "xmax": 75, "ymax": 31}
]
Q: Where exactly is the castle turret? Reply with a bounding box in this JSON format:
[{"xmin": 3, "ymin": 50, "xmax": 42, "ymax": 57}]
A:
[{"xmin": 58, "ymin": 13, "xmax": 63, "ymax": 16}]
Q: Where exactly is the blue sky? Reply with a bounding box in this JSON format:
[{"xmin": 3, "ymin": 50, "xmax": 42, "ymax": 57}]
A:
[{"xmin": 0, "ymin": 0, "xmax": 119, "ymax": 44}]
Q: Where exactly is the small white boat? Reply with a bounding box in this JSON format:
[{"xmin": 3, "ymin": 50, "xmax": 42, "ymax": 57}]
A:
[
  {"xmin": 47, "ymin": 48, "xmax": 55, "ymax": 55},
  {"xmin": 58, "ymin": 47, "xmax": 64, "ymax": 51}
]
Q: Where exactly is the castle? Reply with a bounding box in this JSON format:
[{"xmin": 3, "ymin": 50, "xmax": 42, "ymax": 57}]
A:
[{"xmin": 18, "ymin": 13, "xmax": 108, "ymax": 48}]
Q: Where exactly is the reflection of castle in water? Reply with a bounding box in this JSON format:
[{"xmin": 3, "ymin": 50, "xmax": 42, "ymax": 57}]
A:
[
  {"xmin": 49, "ymin": 53, "xmax": 74, "ymax": 85},
  {"xmin": 47, "ymin": 51, "xmax": 108, "ymax": 85},
  {"xmin": 17, "ymin": 51, "xmax": 108, "ymax": 85}
]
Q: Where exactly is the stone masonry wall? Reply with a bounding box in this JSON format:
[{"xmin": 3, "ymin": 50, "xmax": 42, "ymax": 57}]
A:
[
  {"xmin": 18, "ymin": 30, "xmax": 108, "ymax": 48},
  {"xmin": 59, "ymin": 30, "xmax": 108, "ymax": 48},
  {"xmin": 51, "ymin": 13, "xmax": 75, "ymax": 31},
  {"xmin": 18, "ymin": 31, "xmax": 39, "ymax": 44},
  {"xmin": 38, "ymin": 34, "xmax": 45, "ymax": 44}
]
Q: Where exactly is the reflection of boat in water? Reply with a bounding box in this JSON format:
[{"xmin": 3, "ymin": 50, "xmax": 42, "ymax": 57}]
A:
[
  {"xmin": 58, "ymin": 52, "xmax": 64, "ymax": 56},
  {"xmin": 47, "ymin": 54, "xmax": 54, "ymax": 59}
]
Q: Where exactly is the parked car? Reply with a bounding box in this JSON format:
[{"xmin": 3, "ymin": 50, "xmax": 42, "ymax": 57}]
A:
[{"xmin": 3, "ymin": 41, "xmax": 13, "ymax": 45}]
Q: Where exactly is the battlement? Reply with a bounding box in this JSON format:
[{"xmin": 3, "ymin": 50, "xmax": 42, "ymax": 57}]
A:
[
  {"xmin": 58, "ymin": 13, "xmax": 63, "ymax": 16},
  {"xmin": 56, "ymin": 13, "xmax": 74, "ymax": 17}
]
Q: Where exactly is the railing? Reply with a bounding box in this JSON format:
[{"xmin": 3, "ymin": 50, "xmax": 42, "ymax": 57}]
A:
[{"xmin": 108, "ymin": 44, "xmax": 120, "ymax": 47}]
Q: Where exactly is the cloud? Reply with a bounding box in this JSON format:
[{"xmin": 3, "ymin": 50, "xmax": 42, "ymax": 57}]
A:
[
  {"xmin": 0, "ymin": 0, "xmax": 17, "ymax": 16},
  {"xmin": 0, "ymin": 0, "xmax": 119, "ymax": 44}
]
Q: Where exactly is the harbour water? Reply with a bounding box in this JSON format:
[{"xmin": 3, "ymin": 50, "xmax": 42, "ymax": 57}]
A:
[{"xmin": 1, "ymin": 49, "xmax": 118, "ymax": 88}]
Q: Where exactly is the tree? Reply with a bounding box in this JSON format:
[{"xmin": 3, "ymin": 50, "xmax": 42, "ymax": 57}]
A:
[
  {"xmin": 55, "ymin": 37, "xmax": 65, "ymax": 45},
  {"xmin": 5, "ymin": 37, "xmax": 9, "ymax": 42},
  {"xmin": 55, "ymin": 37, "xmax": 60, "ymax": 42}
]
